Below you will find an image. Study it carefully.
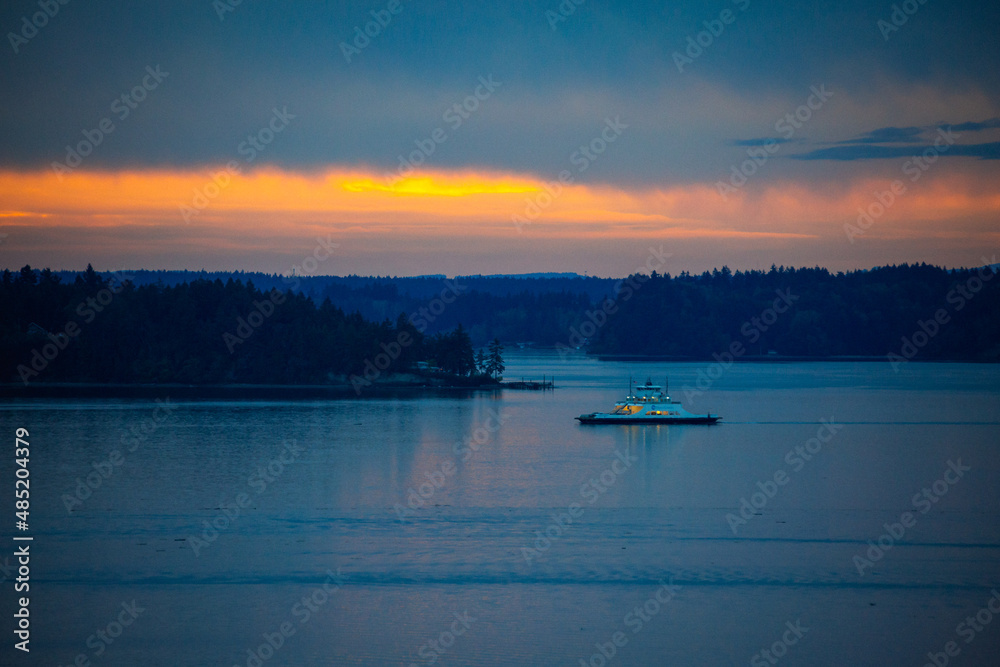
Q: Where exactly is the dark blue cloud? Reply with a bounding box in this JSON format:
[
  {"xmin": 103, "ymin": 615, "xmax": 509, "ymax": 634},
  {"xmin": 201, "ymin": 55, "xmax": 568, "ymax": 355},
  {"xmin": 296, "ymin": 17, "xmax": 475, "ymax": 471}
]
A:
[
  {"xmin": 942, "ymin": 118, "xmax": 1000, "ymax": 132},
  {"xmin": 792, "ymin": 142, "xmax": 1000, "ymax": 161},
  {"xmin": 829, "ymin": 119, "xmax": 1000, "ymax": 149},
  {"xmin": 838, "ymin": 126, "xmax": 925, "ymax": 144},
  {"xmin": 793, "ymin": 116, "xmax": 1000, "ymax": 160}
]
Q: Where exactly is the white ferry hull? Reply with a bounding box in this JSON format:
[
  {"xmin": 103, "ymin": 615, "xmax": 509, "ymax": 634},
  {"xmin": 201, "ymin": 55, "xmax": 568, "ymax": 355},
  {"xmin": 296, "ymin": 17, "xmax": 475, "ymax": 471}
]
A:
[{"xmin": 576, "ymin": 413, "xmax": 719, "ymax": 425}]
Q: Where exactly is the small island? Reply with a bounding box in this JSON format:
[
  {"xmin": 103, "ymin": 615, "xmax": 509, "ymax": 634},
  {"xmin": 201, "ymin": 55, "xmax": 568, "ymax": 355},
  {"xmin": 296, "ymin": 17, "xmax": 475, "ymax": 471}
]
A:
[{"xmin": 1, "ymin": 265, "xmax": 505, "ymax": 396}]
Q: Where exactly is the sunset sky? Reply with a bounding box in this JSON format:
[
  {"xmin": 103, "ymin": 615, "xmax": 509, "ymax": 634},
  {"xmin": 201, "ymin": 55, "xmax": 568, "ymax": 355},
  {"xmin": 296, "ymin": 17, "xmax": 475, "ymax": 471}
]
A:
[{"xmin": 1, "ymin": 0, "xmax": 998, "ymax": 276}]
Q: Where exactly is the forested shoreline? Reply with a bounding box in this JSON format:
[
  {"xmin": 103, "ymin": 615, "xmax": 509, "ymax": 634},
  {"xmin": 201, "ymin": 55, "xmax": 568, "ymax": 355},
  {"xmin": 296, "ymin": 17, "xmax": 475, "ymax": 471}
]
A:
[
  {"xmin": 1, "ymin": 266, "xmax": 492, "ymax": 386},
  {"xmin": 2, "ymin": 261, "xmax": 997, "ymax": 386},
  {"xmin": 585, "ymin": 263, "xmax": 1000, "ymax": 362}
]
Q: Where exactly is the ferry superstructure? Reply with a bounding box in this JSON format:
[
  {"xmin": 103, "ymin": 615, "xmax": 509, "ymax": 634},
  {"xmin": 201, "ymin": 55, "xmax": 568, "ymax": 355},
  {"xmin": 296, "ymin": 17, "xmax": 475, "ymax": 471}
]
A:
[{"xmin": 576, "ymin": 379, "xmax": 720, "ymax": 425}]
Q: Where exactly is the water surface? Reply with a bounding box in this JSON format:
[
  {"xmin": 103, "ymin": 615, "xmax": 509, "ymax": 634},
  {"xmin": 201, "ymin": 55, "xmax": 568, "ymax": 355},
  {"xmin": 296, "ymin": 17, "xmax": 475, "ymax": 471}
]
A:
[{"xmin": 2, "ymin": 354, "xmax": 999, "ymax": 665}]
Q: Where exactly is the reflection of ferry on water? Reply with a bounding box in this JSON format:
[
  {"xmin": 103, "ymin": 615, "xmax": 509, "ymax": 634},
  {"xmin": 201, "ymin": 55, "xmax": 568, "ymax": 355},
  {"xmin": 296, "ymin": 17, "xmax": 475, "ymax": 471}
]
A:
[{"xmin": 576, "ymin": 378, "xmax": 721, "ymax": 425}]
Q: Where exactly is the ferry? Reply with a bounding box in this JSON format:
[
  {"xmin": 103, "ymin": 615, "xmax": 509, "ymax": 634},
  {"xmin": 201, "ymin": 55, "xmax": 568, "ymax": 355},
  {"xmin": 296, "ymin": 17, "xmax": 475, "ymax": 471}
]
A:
[{"xmin": 576, "ymin": 378, "xmax": 721, "ymax": 425}]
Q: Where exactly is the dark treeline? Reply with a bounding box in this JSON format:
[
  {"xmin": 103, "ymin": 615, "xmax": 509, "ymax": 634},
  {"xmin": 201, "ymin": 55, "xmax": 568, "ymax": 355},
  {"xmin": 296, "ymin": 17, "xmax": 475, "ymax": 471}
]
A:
[
  {"xmin": 315, "ymin": 263, "xmax": 1000, "ymax": 359},
  {"xmin": 1, "ymin": 266, "xmax": 489, "ymax": 385},
  {"xmin": 50, "ymin": 269, "xmax": 610, "ymax": 345},
  {"xmin": 54, "ymin": 269, "xmax": 615, "ymax": 305},
  {"xmin": 586, "ymin": 264, "xmax": 1000, "ymax": 360},
  {"xmin": 4, "ymin": 262, "xmax": 998, "ymax": 386},
  {"xmin": 318, "ymin": 280, "xmax": 595, "ymax": 346}
]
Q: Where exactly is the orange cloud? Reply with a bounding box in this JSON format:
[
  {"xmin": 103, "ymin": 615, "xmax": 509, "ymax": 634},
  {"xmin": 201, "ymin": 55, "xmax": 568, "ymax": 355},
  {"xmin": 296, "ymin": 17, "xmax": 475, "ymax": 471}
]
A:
[{"xmin": 1, "ymin": 165, "xmax": 998, "ymax": 274}]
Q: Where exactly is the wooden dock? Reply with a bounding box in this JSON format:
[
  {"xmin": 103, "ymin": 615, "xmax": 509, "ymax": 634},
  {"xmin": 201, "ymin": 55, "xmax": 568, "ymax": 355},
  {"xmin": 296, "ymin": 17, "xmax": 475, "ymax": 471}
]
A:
[{"xmin": 502, "ymin": 376, "xmax": 554, "ymax": 390}]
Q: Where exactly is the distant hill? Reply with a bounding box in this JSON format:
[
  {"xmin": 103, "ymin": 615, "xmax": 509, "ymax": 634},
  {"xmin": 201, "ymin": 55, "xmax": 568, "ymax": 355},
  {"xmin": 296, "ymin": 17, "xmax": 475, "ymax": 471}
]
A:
[
  {"xmin": 51, "ymin": 269, "xmax": 608, "ymax": 299},
  {"xmin": 456, "ymin": 272, "xmax": 585, "ymax": 280},
  {"xmin": 45, "ymin": 269, "xmax": 615, "ymax": 344},
  {"xmin": 15, "ymin": 262, "xmax": 1000, "ymax": 362}
]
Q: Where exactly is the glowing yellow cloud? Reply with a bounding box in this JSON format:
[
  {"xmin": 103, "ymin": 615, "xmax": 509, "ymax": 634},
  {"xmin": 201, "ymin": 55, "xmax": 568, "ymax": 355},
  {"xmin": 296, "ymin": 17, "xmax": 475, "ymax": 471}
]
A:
[
  {"xmin": 341, "ymin": 176, "xmax": 539, "ymax": 197},
  {"xmin": 0, "ymin": 210, "xmax": 47, "ymax": 218}
]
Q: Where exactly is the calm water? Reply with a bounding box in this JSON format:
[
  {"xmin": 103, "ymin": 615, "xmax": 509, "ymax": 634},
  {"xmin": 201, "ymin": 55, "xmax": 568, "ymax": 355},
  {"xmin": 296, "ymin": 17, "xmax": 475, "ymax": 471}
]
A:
[{"xmin": 2, "ymin": 353, "xmax": 999, "ymax": 666}]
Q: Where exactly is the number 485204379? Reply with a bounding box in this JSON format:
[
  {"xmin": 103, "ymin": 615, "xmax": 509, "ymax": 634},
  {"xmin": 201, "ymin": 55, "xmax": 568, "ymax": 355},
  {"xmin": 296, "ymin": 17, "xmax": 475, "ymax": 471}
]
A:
[{"xmin": 15, "ymin": 428, "xmax": 29, "ymax": 527}]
